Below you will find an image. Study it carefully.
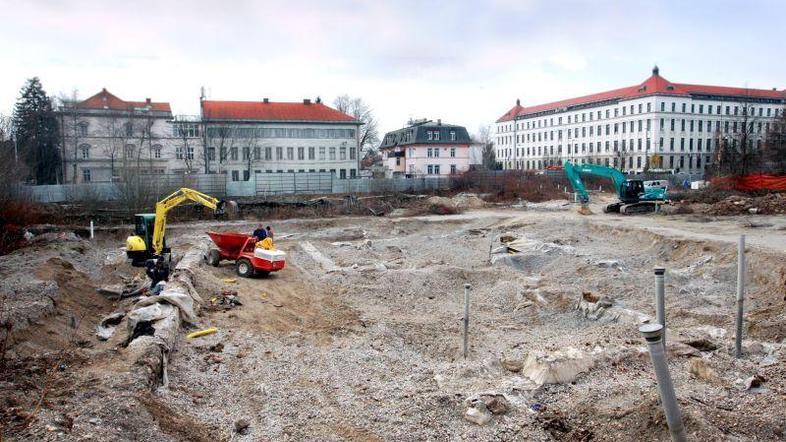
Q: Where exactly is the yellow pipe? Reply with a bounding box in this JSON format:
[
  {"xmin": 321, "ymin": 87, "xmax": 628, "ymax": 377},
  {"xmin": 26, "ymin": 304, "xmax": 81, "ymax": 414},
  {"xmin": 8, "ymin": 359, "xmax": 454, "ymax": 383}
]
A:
[{"xmin": 187, "ymin": 327, "xmax": 218, "ymax": 339}]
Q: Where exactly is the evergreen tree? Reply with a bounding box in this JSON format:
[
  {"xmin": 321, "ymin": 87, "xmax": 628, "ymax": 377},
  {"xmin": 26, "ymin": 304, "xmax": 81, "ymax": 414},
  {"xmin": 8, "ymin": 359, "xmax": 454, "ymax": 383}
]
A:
[{"xmin": 13, "ymin": 77, "xmax": 61, "ymax": 184}]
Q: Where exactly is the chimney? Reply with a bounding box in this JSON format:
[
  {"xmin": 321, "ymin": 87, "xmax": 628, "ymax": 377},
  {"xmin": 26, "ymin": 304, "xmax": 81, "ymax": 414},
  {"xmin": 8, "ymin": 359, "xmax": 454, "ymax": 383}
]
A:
[
  {"xmin": 263, "ymin": 98, "xmax": 269, "ymax": 103},
  {"xmin": 102, "ymin": 87, "xmax": 107, "ymax": 93},
  {"xmin": 303, "ymin": 98, "xmax": 311, "ymax": 105},
  {"xmin": 316, "ymin": 96, "xmax": 322, "ymax": 104},
  {"xmin": 145, "ymin": 98, "xmax": 151, "ymax": 104},
  {"xmin": 437, "ymin": 119, "xmax": 442, "ymax": 125},
  {"xmin": 516, "ymin": 98, "xmax": 520, "ymax": 106}
]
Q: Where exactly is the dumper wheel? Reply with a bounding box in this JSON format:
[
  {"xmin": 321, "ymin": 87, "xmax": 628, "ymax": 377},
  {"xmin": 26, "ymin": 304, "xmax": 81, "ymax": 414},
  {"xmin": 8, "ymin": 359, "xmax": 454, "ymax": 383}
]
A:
[
  {"xmin": 207, "ymin": 249, "xmax": 220, "ymax": 267},
  {"xmin": 236, "ymin": 258, "xmax": 254, "ymax": 278}
]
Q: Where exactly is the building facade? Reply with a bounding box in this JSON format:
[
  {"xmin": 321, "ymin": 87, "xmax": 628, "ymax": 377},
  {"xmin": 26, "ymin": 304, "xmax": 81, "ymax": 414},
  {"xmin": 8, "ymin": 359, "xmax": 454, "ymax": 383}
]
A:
[
  {"xmin": 199, "ymin": 98, "xmax": 361, "ymax": 181},
  {"xmin": 495, "ymin": 67, "xmax": 786, "ymax": 175},
  {"xmin": 379, "ymin": 120, "xmax": 472, "ymax": 177},
  {"xmin": 59, "ymin": 91, "xmax": 362, "ymax": 182},
  {"xmin": 58, "ymin": 89, "xmax": 177, "ymax": 183}
]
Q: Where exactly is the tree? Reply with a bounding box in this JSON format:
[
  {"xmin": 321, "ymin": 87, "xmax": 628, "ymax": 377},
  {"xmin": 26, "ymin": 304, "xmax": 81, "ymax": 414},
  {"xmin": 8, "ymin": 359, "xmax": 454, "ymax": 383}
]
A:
[
  {"xmin": 333, "ymin": 95, "xmax": 379, "ymax": 153},
  {"xmin": 763, "ymin": 106, "xmax": 786, "ymax": 174},
  {"xmin": 711, "ymin": 97, "xmax": 764, "ymax": 177},
  {"xmin": 0, "ymin": 114, "xmax": 25, "ymax": 201},
  {"xmin": 56, "ymin": 90, "xmax": 83, "ymax": 183},
  {"xmin": 13, "ymin": 77, "xmax": 61, "ymax": 184},
  {"xmin": 475, "ymin": 125, "xmax": 497, "ymax": 170}
]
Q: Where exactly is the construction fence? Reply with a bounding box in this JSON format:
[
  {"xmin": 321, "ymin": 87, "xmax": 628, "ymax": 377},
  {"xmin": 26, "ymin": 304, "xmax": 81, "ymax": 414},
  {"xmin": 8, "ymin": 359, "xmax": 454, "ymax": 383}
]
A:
[{"xmin": 17, "ymin": 173, "xmax": 451, "ymax": 203}]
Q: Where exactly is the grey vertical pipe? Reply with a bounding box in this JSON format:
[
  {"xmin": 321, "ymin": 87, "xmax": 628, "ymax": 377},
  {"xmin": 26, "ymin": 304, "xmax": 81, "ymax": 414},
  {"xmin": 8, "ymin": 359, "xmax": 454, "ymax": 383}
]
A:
[
  {"xmin": 654, "ymin": 267, "xmax": 666, "ymax": 347},
  {"xmin": 640, "ymin": 323, "xmax": 687, "ymax": 442},
  {"xmin": 735, "ymin": 235, "xmax": 745, "ymax": 358},
  {"xmin": 90, "ymin": 220, "xmax": 95, "ymax": 239},
  {"xmin": 463, "ymin": 284, "xmax": 471, "ymax": 359}
]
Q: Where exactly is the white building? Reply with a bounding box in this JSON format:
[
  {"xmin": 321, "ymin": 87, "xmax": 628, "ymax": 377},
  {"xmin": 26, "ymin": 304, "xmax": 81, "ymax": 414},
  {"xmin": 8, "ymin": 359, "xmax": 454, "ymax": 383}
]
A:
[
  {"xmin": 379, "ymin": 120, "xmax": 472, "ymax": 177},
  {"xmin": 495, "ymin": 67, "xmax": 786, "ymax": 174},
  {"xmin": 200, "ymin": 98, "xmax": 362, "ymax": 181},
  {"xmin": 59, "ymin": 92, "xmax": 363, "ymax": 183},
  {"xmin": 59, "ymin": 89, "xmax": 177, "ymax": 183}
]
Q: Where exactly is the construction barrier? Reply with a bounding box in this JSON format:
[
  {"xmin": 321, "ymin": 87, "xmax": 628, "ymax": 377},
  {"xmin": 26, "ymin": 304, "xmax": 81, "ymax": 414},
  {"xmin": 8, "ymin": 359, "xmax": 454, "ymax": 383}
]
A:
[{"xmin": 711, "ymin": 174, "xmax": 786, "ymax": 191}]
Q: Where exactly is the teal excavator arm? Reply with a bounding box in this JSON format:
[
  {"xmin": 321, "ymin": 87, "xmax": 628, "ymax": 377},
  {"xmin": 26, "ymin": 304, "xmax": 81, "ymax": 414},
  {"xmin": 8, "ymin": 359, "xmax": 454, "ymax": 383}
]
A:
[{"xmin": 564, "ymin": 161, "xmax": 627, "ymax": 204}]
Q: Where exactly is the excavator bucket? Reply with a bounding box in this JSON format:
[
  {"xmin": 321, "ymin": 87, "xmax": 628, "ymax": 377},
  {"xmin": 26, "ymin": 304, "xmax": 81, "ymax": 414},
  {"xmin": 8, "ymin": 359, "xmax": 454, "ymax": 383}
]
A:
[{"xmin": 577, "ymin": 204, "xmax": 593, "ymax": 215}]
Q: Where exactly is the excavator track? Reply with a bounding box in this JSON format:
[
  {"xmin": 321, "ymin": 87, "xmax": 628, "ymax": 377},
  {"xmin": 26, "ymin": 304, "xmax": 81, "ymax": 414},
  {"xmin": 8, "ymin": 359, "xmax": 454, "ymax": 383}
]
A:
[{"xmin": 620, "ymin": 202, "xmax": 658, "ymax": 215}]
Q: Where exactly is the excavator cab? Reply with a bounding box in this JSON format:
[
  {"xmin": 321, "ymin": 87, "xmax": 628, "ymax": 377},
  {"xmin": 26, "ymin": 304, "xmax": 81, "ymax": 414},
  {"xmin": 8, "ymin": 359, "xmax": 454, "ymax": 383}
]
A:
[
  {"xmin": 126, "ymin": 214, "xmax": 169, "ymax": 266},
  {"xmin": 619, "ymin": 180, "xmax": 645, "ymax": 204}
]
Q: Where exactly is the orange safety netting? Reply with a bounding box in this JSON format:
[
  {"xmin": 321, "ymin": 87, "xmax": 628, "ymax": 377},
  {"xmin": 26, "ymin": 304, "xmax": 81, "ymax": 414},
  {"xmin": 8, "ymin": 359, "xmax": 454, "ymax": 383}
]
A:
[{"xmin": 711, "ymin": 175, "xmax": 786, "ymax": 191}]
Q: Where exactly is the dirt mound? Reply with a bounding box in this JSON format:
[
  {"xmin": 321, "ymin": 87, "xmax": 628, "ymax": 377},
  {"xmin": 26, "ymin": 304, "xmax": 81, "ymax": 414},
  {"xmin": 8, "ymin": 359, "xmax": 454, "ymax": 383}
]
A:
[{"xmin": 702, "ymin": 193, "xmax": 786, "ymax": 216}]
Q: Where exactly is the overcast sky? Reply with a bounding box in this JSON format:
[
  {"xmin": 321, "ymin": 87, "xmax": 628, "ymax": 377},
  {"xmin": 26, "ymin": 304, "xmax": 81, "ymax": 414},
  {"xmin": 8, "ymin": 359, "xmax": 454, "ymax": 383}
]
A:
[{"xmin": 1, "ymin": 0, "xmax": 784, "ymax": 136}]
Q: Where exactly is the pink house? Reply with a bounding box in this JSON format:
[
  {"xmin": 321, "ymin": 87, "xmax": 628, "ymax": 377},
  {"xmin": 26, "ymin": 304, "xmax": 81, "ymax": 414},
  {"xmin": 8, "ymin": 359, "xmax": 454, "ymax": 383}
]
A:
[{"xmin": 379, "ymin": 119, "xmax": 472, "ymax": 177}]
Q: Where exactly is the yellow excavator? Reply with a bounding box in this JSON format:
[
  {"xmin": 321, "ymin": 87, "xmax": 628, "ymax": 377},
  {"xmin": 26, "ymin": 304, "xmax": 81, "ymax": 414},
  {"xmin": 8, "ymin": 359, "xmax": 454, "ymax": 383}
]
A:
[{"xmin": 126, "ymin": 188, "xmax": 235, "ymax": 267}]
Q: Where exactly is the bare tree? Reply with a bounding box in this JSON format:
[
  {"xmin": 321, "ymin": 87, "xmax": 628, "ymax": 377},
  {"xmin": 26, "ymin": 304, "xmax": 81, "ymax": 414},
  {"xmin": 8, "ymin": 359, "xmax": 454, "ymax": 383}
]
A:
[
  {"xmin": 475, "ymin": 125, "xmax": 497, "ymax": 170},
  {"xmin": 205, "ymin": 124, "xmax": 236, "ymax": 174},
  {"xmin": 763, "ymin": 106, "xmax": 786, "ymax": 174},
  {"xmin": 712, "ymin": 97, "xmax": 764, "ymax": 176},
  {"xmin": 333, "ymin": 95, "xmax": 379, "ymax": 153},
  {"xmin": 56, "ymin": 90, "xmax": 82, "ymax": 183},
  {"xmin": 0, "ymin": 114, "xmax": 25, "ymax": 202}
]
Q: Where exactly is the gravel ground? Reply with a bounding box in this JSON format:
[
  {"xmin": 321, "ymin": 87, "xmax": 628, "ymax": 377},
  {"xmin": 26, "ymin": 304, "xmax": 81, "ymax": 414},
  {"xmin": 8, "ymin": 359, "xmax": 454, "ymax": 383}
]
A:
[
  {"xmin": 155, "ymin": 209, "xmax": 785, "ymax": 441},
  {"xmin": 3, "ymin": 207, "xmax": 785, "ymax": 441}
]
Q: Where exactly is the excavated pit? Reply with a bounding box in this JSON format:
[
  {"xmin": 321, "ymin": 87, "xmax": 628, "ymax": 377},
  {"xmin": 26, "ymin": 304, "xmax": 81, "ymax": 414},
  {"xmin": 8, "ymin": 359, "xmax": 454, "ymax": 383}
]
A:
[{"xmin": 3, "ymin": 207, "xmax": 786, "ymax": 441}]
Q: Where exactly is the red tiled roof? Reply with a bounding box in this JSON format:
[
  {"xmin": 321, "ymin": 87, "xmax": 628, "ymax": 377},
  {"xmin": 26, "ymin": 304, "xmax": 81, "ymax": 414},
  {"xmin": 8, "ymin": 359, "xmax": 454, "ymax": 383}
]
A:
[
  {"xmin": 202, "ymin": 100, "xmax": 358, "ymax": 122},
  {"xmin": 76, "ymin": 89, "xmax": 171, "ymax": 112},
  {"xmin": 497, "ymin": 70, "xmax": 785, "ymax": 122}
]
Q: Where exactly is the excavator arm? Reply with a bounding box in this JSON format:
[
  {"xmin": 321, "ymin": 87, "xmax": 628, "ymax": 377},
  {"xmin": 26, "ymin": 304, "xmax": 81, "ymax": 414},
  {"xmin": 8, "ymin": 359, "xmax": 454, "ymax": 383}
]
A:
[
  {"xmin": 151, "ymin": 188, "xmax": 226, "ymax": 256},
  {"xmin": 564, "ymin": 161, "xmax": 627, "ymax": 204}
]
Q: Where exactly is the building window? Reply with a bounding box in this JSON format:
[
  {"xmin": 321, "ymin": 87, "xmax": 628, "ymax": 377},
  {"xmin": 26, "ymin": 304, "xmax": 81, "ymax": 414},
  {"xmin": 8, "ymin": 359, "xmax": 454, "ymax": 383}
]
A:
[
  {"xmin": 450, "ymin": 164, "xmax": 457, "ymax": 174},
  {"xmin": 254, "ymin": 146, "xmax": 261, "ymax": 160},
  {"xmin": 450, "ymin": 148, "xmax": 456, "ymax": 157},
  {"xmin": 427, "ymin": 165, "xmax": 433, "ymax": 174},
  {"xmin": 434, "ymin": 165, "xmax": 440, "ymax": 174},
  {"xmin": 153, "ymin": 144, "xmax": 162, "ymax": 159},
  {"xmin": 78, "ymin": 122, "xmax": 88, "ymax": 137},
  {"xmin": 427, "ymin": 148, "xmax": 433, "ymax": 158},
  {"xmin": 125, "ymin": 122, "xmax": 133, "ymax": 137},
  {"xmin": 350, "ymin": 169, "xmax": 356, "ymax": 178},
  {"xmin": 82, "ymin": 169, "xmax": 91, "ymax": 182},
  {"xmin": 187, "ymin": 146, "xmax": 194, "ymax": 160},
  {"xmin": 350, "ymin": 147, "xmax": 356, "ymax": 160},
  {"xmin": 434, "ymin": 131, "xmax": 440, "ymax": 141},
  {"xmin": 339, "ymin": 146, "xmax": 346, "ymax": 160},
  {"xmin": 231, "ymin": 170, "xmax": 239, "ymax": 181},
  {"xmin": 319, "ymin": 147, "xmax": 326, "ymax": 160},
  {"xmin": 287, "ymin": 147, "xmax": 294, "ymax": 160},
  {"xmin": 208, "ymin": 147, "xmax": 216, "ymax": 160},
  {"xmin": 230, "ymin": 147, "xmax": 238, "ymax": 161},
  {"xmin": 450, "ymin": 131, "xmax": 456, "ymax": 141},
  {"xmin": 298, "ymin": 147, "xmax": 305, "ymax": 160},
  {"xmin": 242, "ymin": 146, "xmax": 250, "ymax": 160},
  {"xmin": 309, "ymin": 147, "xmax": 316, "ymax": 160},
  {"xmin": 176, "ymin": 146, "xmax": 184, "ymax": 159},
  {"xmin": 276, "ymin": 146, "xmax": 283, "ymax": 160},
  {"xmin": 80, "ymin": 143, "xmax": 90, "ymax": 159},
  {"xmin": 265, "ymin": 147, "xmax": 272, "ymax": 160},
  {"xmin": 427, "ymin": 131, "xmax": 433, "ymax": 141},
  {"xmin": 340, "ymin": 169, "xmax": 346, "ymax": 179},
  {"xmin": 329, "ymin": 147, "xmax": 336, "ymax": 160},
  {"xmin": 434, "ymin": 148, "xmax": 440, "ymax": 158}
]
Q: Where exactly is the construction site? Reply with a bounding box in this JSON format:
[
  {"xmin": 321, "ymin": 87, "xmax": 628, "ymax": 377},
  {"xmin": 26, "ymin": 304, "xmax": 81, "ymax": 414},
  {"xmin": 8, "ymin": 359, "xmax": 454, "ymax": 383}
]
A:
[{"xmin": 1, "ymin": 184, "xmax": 786, "ymax": 442}]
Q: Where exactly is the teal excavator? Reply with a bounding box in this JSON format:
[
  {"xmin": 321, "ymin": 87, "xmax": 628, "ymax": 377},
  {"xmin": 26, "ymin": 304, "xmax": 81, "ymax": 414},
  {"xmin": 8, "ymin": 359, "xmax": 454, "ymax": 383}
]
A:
[{"xmin": 564, "ymin": 161, "xmax": 667, "ymax": 215}]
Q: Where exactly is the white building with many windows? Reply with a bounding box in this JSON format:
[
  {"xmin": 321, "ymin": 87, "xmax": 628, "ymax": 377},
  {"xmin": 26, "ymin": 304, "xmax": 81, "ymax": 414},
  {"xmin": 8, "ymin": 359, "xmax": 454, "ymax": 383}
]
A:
[
  {"xmin": 200, "ymin": 98, "xmax": 362, "ymax": 181},
  {"xmin": 58, "ymin": 89, "xmax": 177, "ymax": 183},
  {"xmin": 58, "ymin": 91, "xmax": 362, "ymax": 183},
  {"xmin": 495, "ymin": 67, "xmax": 786, "ymax": 174},
  {"xmin": 379, "ymin": 119, "xmax": 472, "ymax": 177}
]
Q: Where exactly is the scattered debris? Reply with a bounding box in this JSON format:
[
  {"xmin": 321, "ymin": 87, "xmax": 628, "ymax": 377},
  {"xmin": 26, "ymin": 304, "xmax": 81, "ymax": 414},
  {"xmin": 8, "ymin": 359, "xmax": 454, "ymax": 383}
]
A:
[
  {"xmin": 522, "ymin": 347, "xmax": 595, "ymax": 385},
  {"xmin": 744, "ymin": 374, "xmax": 766, "ymax": 391},
  {"xmin": 500, "ymin": 357, "xmax": 524, "ymax": 373},
  {"xmin": 480, "ymin": 394, "xmax": 511, "ymax": 415},
  {"xmin": 464, "ymin": 401, "xmax": 492, "ymax": 425},
  {"xmin": 95, "ymin": 312, "xmax": 125, "ymax": 341},
  {"xmin": 688, "ymin": 358, "xmax": 718, "ymax": 382},
  {"xmin": 208, "ymin": 290, "xmax": 242, "ymax": 310}
]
